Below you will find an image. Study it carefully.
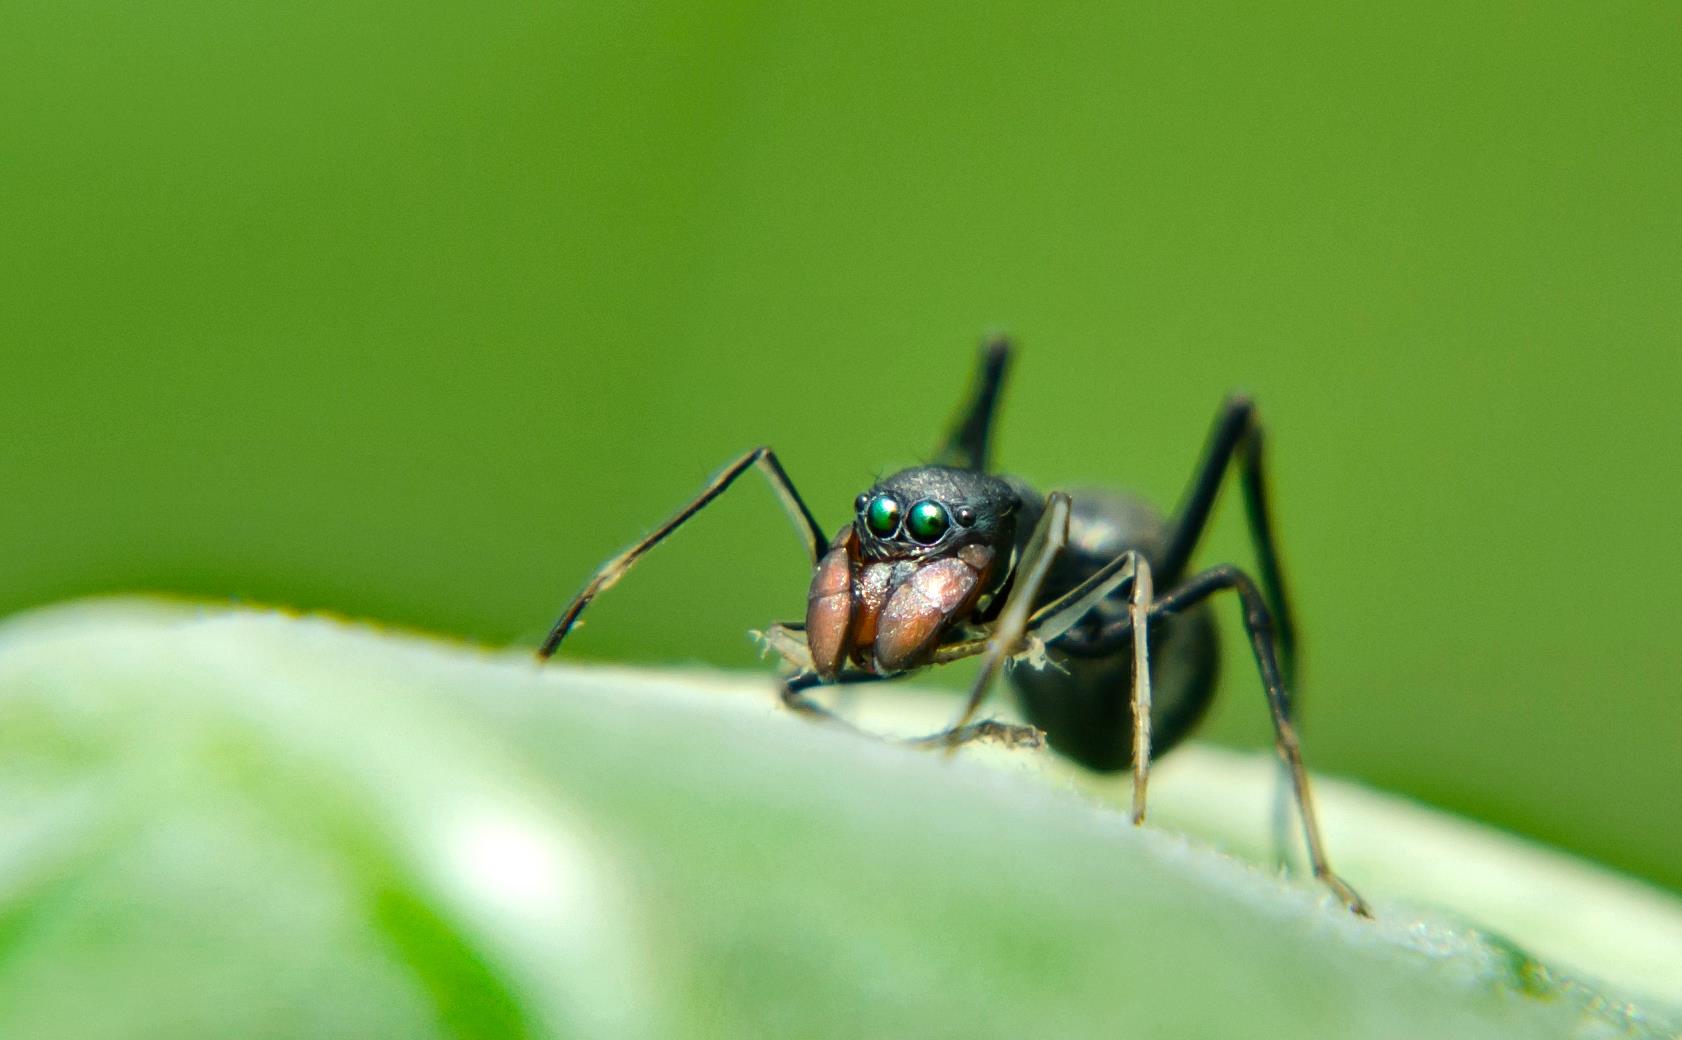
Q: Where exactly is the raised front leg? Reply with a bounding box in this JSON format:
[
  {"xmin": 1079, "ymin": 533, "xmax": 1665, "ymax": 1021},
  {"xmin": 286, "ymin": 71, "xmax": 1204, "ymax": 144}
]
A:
[{"xmin": 539, "ymin": 446, "xmax": 826, "ymax": 660}]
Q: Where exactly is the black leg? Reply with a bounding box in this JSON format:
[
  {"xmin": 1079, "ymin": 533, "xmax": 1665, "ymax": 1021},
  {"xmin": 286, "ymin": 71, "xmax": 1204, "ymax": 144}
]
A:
[
  {"xmin": 779, "ymin": 669, "xmax": 897, "ymax": 732},
  {"xmin": 1150, "ymin": 564, "xmax": 1369, "ymax": 916},
  {"xmin": 538, "ymin": 446, "xmax": 827, "ymax": 660},
  {"xmin": 932, "ymin": 335, "xmax": 1012, "ymax": 472},
  {"xmin": 1157, "ymin": 396, "xmax": 1297, "ymax": 689},
  {"xmin": 1156, "ymin": 398, "xmax": 1303, "ymax": 873},
  {"xmin": 780, "ymin": 670, "xmax": 1042, "ymax": 750}
]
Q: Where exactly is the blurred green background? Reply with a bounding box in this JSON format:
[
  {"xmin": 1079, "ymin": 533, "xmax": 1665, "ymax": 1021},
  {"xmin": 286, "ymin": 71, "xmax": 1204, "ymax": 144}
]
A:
[{"xmin": 2, "ymin": 0, "xmax": 1677, "ymax": 899}]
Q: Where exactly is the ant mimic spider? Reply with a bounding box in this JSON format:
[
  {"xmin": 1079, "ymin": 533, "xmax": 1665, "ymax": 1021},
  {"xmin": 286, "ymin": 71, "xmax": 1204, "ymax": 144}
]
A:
[{"xmin": 539, "ymin": 338, "xmax": 1369, "ymax": 916}]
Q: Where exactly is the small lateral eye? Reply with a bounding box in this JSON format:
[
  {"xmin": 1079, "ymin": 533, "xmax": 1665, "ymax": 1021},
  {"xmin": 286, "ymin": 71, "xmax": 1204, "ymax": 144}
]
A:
[
  {"xmin": 865, "ymin": 494, "xmax": 902, "ymax": 537},
  {"xmin": 906, "ymin": 500, "xmax": 950, "ymax": 544},
  {"xmin": 953, "ymin": 505, "xmax": 976, "ymax": 527},
  {"xmin": 854, "ymin": 492, "xmax": 870, "ymax": 513}
]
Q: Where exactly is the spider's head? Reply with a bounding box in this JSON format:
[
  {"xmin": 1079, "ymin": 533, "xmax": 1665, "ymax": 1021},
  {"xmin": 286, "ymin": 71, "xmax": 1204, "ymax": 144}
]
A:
[{"xmin": 804, "ymin": 467, "xmax": 1022, "ymax": 679}]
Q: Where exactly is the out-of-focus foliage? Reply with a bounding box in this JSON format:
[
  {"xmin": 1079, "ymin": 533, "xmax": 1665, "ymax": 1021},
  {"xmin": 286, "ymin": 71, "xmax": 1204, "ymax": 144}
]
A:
[
  {"xmin": 1, "ymin": 1, "xmax": 1678, "ymax": 900},
  {"xmin": 0, "ymin": 600, "xmax": 1678, "ymax": 1039}
]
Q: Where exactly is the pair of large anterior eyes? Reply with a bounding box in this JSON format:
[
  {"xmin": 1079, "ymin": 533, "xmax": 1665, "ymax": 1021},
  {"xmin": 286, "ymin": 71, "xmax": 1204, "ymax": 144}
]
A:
[{"xmin": 853, "ymin": 493, "xmax": 975, "ymax": 544}]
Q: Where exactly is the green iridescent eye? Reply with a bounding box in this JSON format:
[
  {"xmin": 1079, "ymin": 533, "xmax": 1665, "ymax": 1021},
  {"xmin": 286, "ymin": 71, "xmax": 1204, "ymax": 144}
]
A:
[
  {"xmin": 906, "ymin": 499, "xmax": 950, "ymax": 544},
  {"xmin": 865, "ymin": 494, "xmax": 902, "ymax": 537}
]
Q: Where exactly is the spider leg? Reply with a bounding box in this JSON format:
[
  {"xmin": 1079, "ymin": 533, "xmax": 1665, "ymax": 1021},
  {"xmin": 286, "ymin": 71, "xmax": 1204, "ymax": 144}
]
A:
[
  {"xmin": 936, "ymin": 492, "xmax": 1072, "ymax": 746},
  {"xmin": 932, "ymin": 335, "xmax": 1012, "ymax": 472},
  {"xmin": 1157, "ymin": 396, "xmax": 1301, "ymax": 868},
  {"xmin": 1124, "ymin": 554, "xmax": 1154, "ymax": 825},
  {"xmin": 1158, "ymin": 395, "xmax": 1297, "ymax": 687},
  {"xmin": 778, "ymin": 669, "xmax": 896, "ymax": 733},
  {"xmin": 779, "ymin": 670, "xmax": 1041, "ymax": 750},
  {"xmin": 1148, "ymin": 564, "xmax": 1369, "ymax": 916},
  {"xmin": 539, "ymin": 447, "xmax": 826, "ymax": 660},
  {"xmin": 1008, "ymin": 543, "xmax": 1159, "ymax": 822}
]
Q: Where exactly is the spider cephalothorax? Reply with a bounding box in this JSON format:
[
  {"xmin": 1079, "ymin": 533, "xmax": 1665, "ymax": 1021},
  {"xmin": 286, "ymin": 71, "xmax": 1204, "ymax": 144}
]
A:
[{"xmin": 804, "ymin": 467, "xmax": 1034, "ymax": 679}]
